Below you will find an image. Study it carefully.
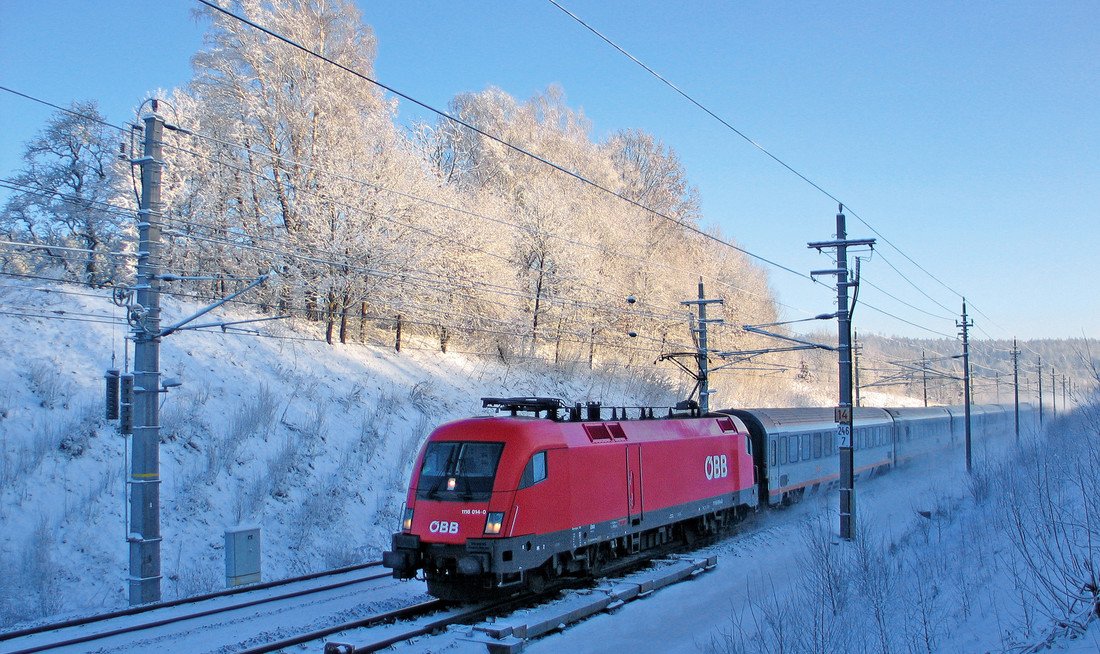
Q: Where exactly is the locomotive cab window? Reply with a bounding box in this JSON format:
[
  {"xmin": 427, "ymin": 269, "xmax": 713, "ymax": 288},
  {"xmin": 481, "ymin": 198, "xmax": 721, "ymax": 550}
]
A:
[
  {"xmin": 519, "ymin": 451, "xmax": 548, "ymax": 489},
  {"xmin": 417, "ymin": 441, "xmax": 504, "ymax": 502}
]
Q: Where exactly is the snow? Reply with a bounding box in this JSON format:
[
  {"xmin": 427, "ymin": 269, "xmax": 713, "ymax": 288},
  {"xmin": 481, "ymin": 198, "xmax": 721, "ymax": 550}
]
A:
[
  {"xmin": 2, "ymin": 568, "xmax": 426, "ymax": 654},
  {"xmin": 1, "ymin": 279, "xmax": 1097, "ymax": 654},
  {"xmin": 0, "ymin": 278, "xmax": 690, "ymax": 628}
]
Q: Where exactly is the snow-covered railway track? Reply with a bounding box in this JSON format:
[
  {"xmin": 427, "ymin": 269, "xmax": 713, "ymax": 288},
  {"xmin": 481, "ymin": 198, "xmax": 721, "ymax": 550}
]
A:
[
  {"xmin": 0, "ymin": 561, "xmax": 411, "ymax": 654},
  {"xmin": 321, "ymin": 594, "xmax": 539, "ymax": 653}
]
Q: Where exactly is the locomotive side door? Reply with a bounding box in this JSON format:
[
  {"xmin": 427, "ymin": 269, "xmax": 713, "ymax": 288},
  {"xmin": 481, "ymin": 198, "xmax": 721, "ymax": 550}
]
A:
[{"xmin": 625, "ymin": 444, "xmax": 644, "ymax": 526}]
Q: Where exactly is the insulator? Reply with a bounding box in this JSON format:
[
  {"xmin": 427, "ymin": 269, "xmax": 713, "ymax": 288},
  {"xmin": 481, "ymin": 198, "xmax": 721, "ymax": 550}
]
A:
[
  {"xmin": 105, "ymin": 369, "xmax": 120, "ymax": 420},
  {"xmin": 120, "ymin": 373, "xmax": 134, "ymax": 435}
]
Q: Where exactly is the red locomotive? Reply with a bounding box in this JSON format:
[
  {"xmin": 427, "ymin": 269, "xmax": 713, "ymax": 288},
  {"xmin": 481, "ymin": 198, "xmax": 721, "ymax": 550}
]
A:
[{"xmin": 383, "ymin": 397, "xmax": 757, "ymax": 599}]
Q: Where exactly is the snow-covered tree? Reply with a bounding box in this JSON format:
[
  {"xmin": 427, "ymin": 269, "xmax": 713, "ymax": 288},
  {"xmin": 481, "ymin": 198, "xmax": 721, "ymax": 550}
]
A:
[
  {"xmin": 175, "ymin": 0, "xmax": 427, "ymax": 342},
  {"xmin": 0, "ymin": 101, "xmax": 129, "ymax": 286}
]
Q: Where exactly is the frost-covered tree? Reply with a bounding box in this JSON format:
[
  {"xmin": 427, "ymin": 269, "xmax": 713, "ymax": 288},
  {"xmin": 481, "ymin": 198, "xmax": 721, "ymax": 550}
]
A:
[
  {"xmin": 0, "ymin": 101, "xmax": 129, "ymax": 286},
  {"xmin": 424, "ymin": 86, "xmax": 618, "ymax": 355},
  {"xmin": 606, "ymin": 128, "xmax": 699, "ymax": 224},
  {"xmin": 174, "ymin": 0, "xmax": 429, "ymax": 342}
]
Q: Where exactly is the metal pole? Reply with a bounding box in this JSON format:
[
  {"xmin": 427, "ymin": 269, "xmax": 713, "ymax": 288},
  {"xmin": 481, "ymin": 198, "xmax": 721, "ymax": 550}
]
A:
[
  {"xmin": 853, "ymin": 330, "xmax": 861, "ymax": 408},
  {"xmin": 1062, "ymin": 374, "xmax": 1067, "ymax": 409},
  {"xmin": 807, "ymin": 206, "xmax": 873, "ymax": 541},
  {"xmin": 130, "ymin": 110, "xmax": 164, "ymax": 604},
  {"xmin": 1038, "ymin": 357, "xmax": 1043, "ymax": 425},
  {"xmin": 1012, "ymin": 338, "xmax": 1020, "ymax": 444},
  {"xmin": 835, "ymin": 209, "xmax": 855, "ymax": 540},
  {"xmin": 922, "ymin": 349, "xmax": 928, "ymax": 407},
  {"xmin": 958, "ymin": 300, "xmax": 973, "ymax": 473},
  {"xmin": 680, "ymin": 281, "xmax": 722, "ymax": 414},
  {"xmin": 697, "ymin": 280, "xmax": 710, "ymax": 414},
  {"xmin": 1052, "ymin": 367, "xmax": 1057, "ymax": 416}
]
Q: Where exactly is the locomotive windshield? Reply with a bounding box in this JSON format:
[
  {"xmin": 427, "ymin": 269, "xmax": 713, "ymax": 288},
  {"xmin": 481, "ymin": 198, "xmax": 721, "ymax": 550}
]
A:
[{"xmin": 416, "ymin": 441, "xmax": 505, "ymax": 502}]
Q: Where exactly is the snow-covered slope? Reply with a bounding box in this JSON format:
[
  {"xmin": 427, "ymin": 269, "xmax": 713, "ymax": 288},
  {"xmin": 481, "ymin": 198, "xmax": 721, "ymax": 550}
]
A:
[{"xmin": 0, "ymin": 279, "xmax": 686, "ymax": 626}]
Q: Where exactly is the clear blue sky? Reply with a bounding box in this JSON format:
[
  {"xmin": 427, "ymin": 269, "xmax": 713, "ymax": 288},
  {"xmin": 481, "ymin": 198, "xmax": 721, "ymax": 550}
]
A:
[{"xmin": 1, "ymin": 1, "xmax": 1096, "ymax": 340}]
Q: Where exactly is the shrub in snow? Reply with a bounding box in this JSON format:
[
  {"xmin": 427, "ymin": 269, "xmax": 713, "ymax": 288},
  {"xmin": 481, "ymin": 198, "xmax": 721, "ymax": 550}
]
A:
[
  {"xmin": 0, "ymin": 518, "xmax": 63, "ymax": 627},
  {"xmin": 994, "ymin": 410, "xmax": 1100, "ymax": 642},
  {"xmin": 25, "ymin": 361, "xmax": 71, "ymax": 410}
]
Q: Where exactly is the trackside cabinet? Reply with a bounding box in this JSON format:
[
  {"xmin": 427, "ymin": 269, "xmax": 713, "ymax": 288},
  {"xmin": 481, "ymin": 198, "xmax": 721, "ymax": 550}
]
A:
[{"xmin": 225, "ymin": 526, "xmax": 261, "ymax": 587}]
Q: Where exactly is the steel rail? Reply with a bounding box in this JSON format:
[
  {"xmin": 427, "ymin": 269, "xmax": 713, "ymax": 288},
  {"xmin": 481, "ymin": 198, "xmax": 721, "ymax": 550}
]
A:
[
  {"xmin": 0, "ymin": 561, "xmax": 383, "ymax": 643},
  {"xmin": 323, "ymin": 595, "xmax": 540, "ymax": 653},
  {"xmin": 236, "ymin": 599, "xmax": 448, "ymax": 654},
  {"xmin": 1, "ymin": 563, "xmax": 387, "ymax": 654}
]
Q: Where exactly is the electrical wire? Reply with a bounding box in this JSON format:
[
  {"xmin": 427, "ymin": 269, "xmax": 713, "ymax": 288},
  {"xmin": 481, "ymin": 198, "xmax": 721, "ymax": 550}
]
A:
[
  {"xmin": 859, "ymin": 275, "xmax": 954, "ymax": 322},
  {"xmin": 0, "ymin": 238, "xmax": 698, "ymax": 353},
  {"xmin": 156, "ymin": 230, "xmax": 695, "ymax": 353},
  {"xmin": 0, "ymin": 270, "xmax": 693, "ymax": 356},
  {"xmin": 0, "ymin": 308, "xmax": 127, "ymax": 326},
  {"xmin": 0, "ymin": 85, "xmax": 130, "ymax": 133},
  {"xmin": 871, "ymin": 250, "xmax": 957, "ymax": 317},
  {"xmin": 159, "ymin": 216, "xmax": 695, "ymax": 327}
]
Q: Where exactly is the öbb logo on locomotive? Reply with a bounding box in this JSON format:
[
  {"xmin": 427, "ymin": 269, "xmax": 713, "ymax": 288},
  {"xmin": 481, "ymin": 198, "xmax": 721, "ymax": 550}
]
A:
[
  {"xmin": 428, "ymin": 520, "xmax": 460, "ymax": 534},
  {"xmin": 704, "ymin": 454, "xmax": 729, "ymax": 480}
]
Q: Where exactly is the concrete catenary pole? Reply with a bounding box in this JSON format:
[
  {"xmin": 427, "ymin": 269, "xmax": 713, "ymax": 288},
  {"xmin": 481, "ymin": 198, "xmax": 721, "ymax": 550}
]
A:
[{"xmin": 129, "ymin": 109, "xmax": 165, "ymax": 605}]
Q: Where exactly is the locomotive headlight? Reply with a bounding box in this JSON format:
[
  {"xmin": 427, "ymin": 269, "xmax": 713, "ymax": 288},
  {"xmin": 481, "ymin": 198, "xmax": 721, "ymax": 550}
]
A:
[
  {"xmin": 402, "ymin": 507, "xmax": 414, "ymax": 531},
  {"xmin": 484, "ymin": 512, "xmax": 505, "ymax": 535},
  {"xmin": 447, "ymin": 477, "xmax": 457, "ymax": 491}
]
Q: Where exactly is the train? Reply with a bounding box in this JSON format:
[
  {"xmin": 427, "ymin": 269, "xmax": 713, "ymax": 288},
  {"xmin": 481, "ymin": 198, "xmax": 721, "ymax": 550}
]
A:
[{"xmin": 383, "ymin": 397, "xmax": 1036, "ymax": 600}]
